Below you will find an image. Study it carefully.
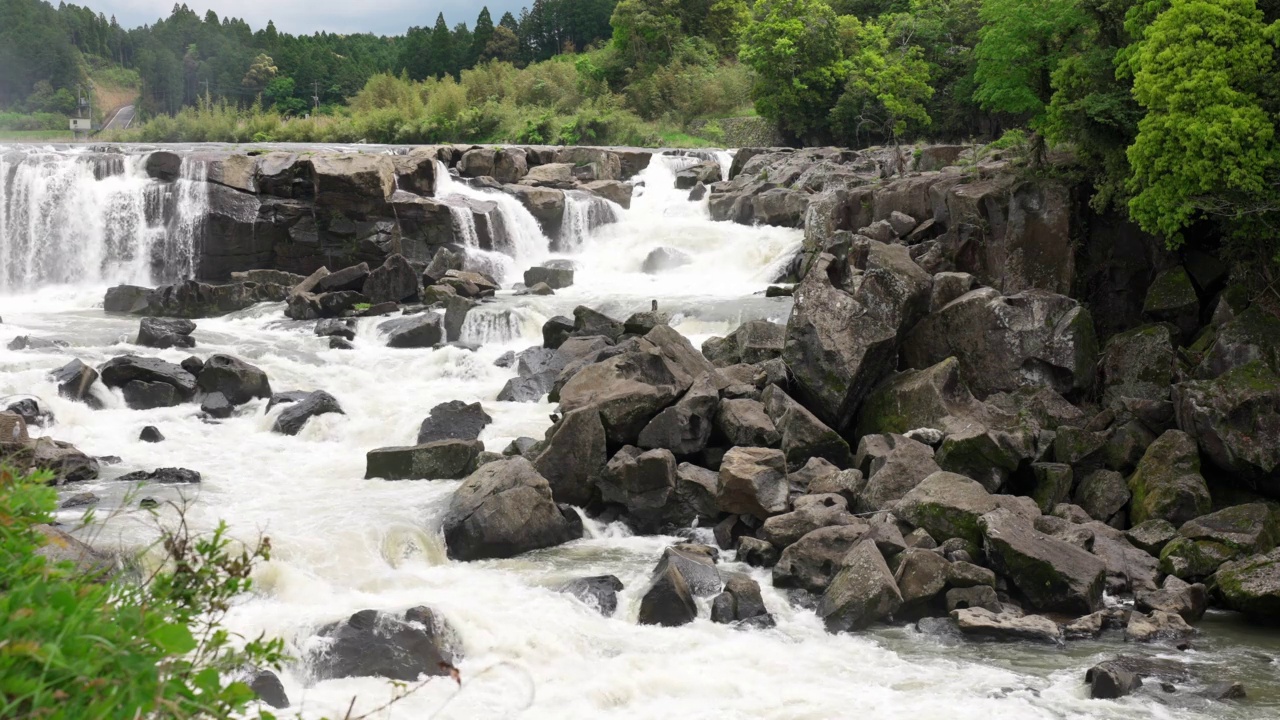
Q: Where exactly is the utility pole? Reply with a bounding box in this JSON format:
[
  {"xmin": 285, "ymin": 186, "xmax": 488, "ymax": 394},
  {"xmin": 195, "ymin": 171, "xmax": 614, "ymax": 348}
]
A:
[
  {"xmin": 313, "ymin": 80, "xmax": 320, "ymax": 115},
  {"xmin": 201, "ymin": 80, "xmax": 210, "ymax": 104}
]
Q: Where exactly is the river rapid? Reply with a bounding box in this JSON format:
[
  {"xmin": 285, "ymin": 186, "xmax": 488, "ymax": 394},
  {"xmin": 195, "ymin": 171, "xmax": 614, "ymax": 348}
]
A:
[{"xmin": 1, "ymin": 144, "xmax": 1278, "ymax": 719}]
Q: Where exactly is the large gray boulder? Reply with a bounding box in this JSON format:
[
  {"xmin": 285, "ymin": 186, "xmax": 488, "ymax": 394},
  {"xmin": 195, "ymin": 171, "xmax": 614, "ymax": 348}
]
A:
[
  {"xmin": 637, "ymin": 372, "xmax": 719, "ymax": 455},
  {"xmin": 364, "ymin": 254, "xmax": 419, "ymax": 305},
  {"xmin": 759, "ymin": 494, "xmax": 858, "ymax": 549},
  {"xmin": 902, "ymin": 288, "xmax": 1097, "ymax": 399},
  {"xmin": 1159, "ymin": 503, "xmax": 1279, "ymax": 580},
  {"xmin": 716, "ymin": 447, "xmax": 789, "ymax": 520},
  {"xmin": 818, "ymin": 539, "xmax": 903, "ymax": 632},
  {"xmin": 365, "ymin": 440, "xmax": 483, "ymax": 480},
  {"xmin": 896, "ymin": 472, "xmax": 997, "ymax": 550},
  {"xmin": 716, "ymin": 398, "xmax": 780, "ymax": 448},
  {"xmin": 1101, "ymin": 324, "xmax": 1176, "ymax": 407},
  {"xmin": 1213, "ymin": 547, "xmax": 1280, "ymax": 620},
  {"xmin": 1174, "ymin": 361, "xmax": 1280, "ymax": 486},
  {"xmin": 854, "ymin": 434, "xmax": 940, "ymax": 512},
  {"xmin": 598, "ymin": 446, "xmax": 690, "ymax": 533},
  {"xmin": 532, "ymin": 408, "xmax": 607, "ymax": 506},
  {"xmin": 308, "ymin": 608, "xmax": 458, "ymax": 682},
  {"xmin": 196, "ymin": 355, "xmax": 271, "ymax": 406},
  {"xmin": 272, "ymin": 390, "xmax": 343, "ymax": 435},
  {"xmin": 760, "ymin": 385, "xmax": 852, "ymax": 470},
  {"xmin": 772, "ymin": 523, "xmax": 872, "ymax": 593},
  {"xmin": 783, "ymin": 242, "xmax": 932, "ymax": 432},
  {"xmin": 1127, "ymin": 430, "xmax": 1211, "ymax": 527},
  {"xmin": 442, "ymin": 458, "xmax": 582, "ymax": 561},
  {"xmin": 558, "ymin": 347, "xmax": 690, "ymax": 445},
  {"xmin": 418, "ymin": 400, "xmax": 492, "ymax": 444},
  {"xmin": 380, "ymin": 313, "xmax": 444, "ymax": 348},
  {"xmin": 980, "ymin": 508, "xmax": 1106, "ymax": 615},
  {"xmin": 99, "ymin": 356, "xmax": 197, "ymax": 403},
  {"xmin": 951, "ymin": 608, "xmax": 1062, "ymax": 644}
]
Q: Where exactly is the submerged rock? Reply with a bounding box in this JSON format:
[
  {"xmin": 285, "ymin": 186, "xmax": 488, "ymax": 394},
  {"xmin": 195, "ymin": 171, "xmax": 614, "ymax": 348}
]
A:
[
  {"xmin": 557, "ymin": 575, "xmax": 624, "ymax": 616},
  {"xmin": 418, "ymin": 400, "xmax": 492, "ymax": 444},
  {"xmin": 365, "ymin": 440, "xmax": 484, "ymax": 480},
  {"xmin": 308, "ymin": 608, "xmax": 458, "ymax": 682},
  {"xmin": 271, "ymin": 390, "xmax": 343, "ymax": 435}
]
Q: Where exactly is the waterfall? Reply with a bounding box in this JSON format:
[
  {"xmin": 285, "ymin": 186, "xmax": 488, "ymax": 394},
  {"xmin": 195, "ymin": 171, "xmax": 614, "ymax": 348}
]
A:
[
  {"xmin": 560, "ymin": 190, "xmax": 621, "ymax": 252},
  {"xmin": 0, "ymin": 147, "xmax": 208, "ymax": 292},
  {"xmin": 714, "ymin": 150, "xmax": 735, "ymax": 181},
  {"xmin": 459, "ymin": 305, "xmax": 543, "ymax": 346},
  {"xmin": 432, "ymin": 162, "xmax": 550, "ymax": 281}
]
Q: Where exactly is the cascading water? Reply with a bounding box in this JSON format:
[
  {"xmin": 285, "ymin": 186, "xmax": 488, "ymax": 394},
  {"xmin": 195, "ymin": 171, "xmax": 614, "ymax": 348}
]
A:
[
  {"xmin": 559, "ymin": 190, "xmax": 620, "ymax": 252},
  {"xmin": 0, "ymin": 147, "xmax": 208, "ymax": 292},
  {"xmin": 432, "ymin": 161, "xmax": 551, "ymax": 282}
]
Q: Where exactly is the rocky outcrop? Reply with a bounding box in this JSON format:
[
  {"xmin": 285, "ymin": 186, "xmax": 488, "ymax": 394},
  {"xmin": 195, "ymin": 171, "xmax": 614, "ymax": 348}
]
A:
[
  {"xmin": 979, "ymin": 508, "xmax": 1106, "ymax": 614},
  {"xmin": 1127, "ymin": 431, "xmax": 1211, "ymax": 527},
  {"xmin": 442, "ymin": 458, "xmax": 582, "ymax": 561},
  {"xmin": 271, "ymin": 390, "xmax": 343, "ymax": 435},
  {"xmin": 307, "ymin": 608, "xmax": 458, "ymax": 681},
  {"xmin": 818, "ymin": 539, "xmax": 903, "ymax": 632}
]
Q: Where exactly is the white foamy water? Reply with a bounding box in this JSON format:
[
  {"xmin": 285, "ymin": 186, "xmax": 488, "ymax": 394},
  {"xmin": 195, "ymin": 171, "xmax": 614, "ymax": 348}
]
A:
[{"xmin": 1, "ymin": 146, "xmax": 1276, "ymax": 720}]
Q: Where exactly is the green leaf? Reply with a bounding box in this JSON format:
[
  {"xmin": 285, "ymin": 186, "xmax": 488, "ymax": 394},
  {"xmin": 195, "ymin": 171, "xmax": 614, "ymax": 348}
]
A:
[{"xmin": 148, "ymin": 623, "xmax": 197, "ymax": 655}]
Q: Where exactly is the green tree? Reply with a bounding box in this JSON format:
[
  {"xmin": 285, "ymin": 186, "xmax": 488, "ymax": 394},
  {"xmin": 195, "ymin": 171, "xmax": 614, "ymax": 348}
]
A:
[
  {"xmin": 472, "ymin": 6, "xmax": 496, "ymax": 66},
  {"xmin": 830, "ymin": 17, "xmax": 933, "ymax": 147},
  {"xmin": 241, "ymin": 52, "xmax": 277, "ymax": 92},
  {"xmin": 612, "ymin": 0, "xmax": 683, "ymax": 68},
  {"xmin": 483, "ymin": 25, "xmax": 522, "ymax": 63},
  {"xmin": 1125, "ymin": 0, "xmax": 1280, "ymax": 245},
  {"xmin": 740, "ymin": 0, "xmax": 849, "ymax": 141},
  {"xmin": 429, "ymin": 13, "xmax": 454, "ymax": 78},
  {"xmin": 705, "ymin": 0, "xmax": 752, "ymax": 55},
  {"xmin": 972, "ymin": 0, "xmax": 1087, "ymax": 125}
]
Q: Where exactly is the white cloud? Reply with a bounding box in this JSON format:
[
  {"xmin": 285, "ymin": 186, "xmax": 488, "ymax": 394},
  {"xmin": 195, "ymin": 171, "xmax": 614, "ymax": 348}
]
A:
[{"xmin": 80, "ymin": 0, "xmax": 528, "ymax": 36}]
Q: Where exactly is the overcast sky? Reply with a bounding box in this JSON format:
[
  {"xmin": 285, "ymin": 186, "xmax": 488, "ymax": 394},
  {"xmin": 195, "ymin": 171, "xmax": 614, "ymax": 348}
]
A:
[{"xmin": 78, "ymin": 1, "xmax": 532, "ymax": 36}]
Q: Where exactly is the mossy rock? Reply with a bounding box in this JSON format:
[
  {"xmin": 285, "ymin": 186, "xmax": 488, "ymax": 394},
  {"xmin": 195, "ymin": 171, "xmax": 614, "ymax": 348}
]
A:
[
  {"xmin": 1174, "ymin": 361, "xmax": 1280, "ymax": 480},
  {"xmin": 1030, "ymin": 463, "xmax": 1074, "ymax": 514},
  {"xmin": 1144, "ymin": 266, "xmax": 1198, "ymax": 315},
  {"xmin": 1159, "ymin": 537, "xmax": 1236, "ymax": 580},
  {"xmin": 1127, "ymin": 430, "xmax": 1210, "ymax": 527},
  {"xmin": 1100, "ymin": 324, "xmax": 1174, "ymax": 403},
  {"xmin": 1213, "ymin": 548, "xmax": 1280, "ymax": 620},
  {"xmin": 896, "ymin": 471, "xmax": 997, "ymax": 549}
]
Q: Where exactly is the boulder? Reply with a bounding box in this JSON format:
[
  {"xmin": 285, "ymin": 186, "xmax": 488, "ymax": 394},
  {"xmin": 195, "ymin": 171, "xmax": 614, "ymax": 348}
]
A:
[
  {"xmin": 200, "ymin": 392, "xmax": 233, "ymax": 418},
  {"xmin": 636, "ymin": 373, "xmax": 719, "ymax": 456},
  {"xmin": 196, "ymin": 355, "xmax": 271, "ymax": 406},
  {"xmin": 1029, "ymin": 463, "xmax": 1074, "ymax": 513},
  {"xmin": 1101, "ymin": 324, "xmax": 1176, "ymax": 407},
  {"xmin": 1213, "ymin": 547, "xmax": 1280, "ymax": 620},
  {"xmin": 710, "ymin": 573, "xmax": 772, "ymax": 626},
  {"xmin": 818, "ymin": 539, "xmax": 903, "ymax": 632},
  {"xmin": 1143, "ymin": 266, "xmax": 1199, "ymax": 341},
  {"xmin": 533, "ymin": 408, "xmax": 608, "ymax": 507},
  {"xmin": 891, "ymin": 547, "xmax": 952, "ymax": 609},
  {"xmin": 638, "ymin": 560, "xmax": 698, "ymax": 627},
  {"xmin": 117, "ymin": 467, "xmax": 201, "ymax": 485},
  {"xmin": 736, "ymin": 536, "xmax": 779, "ymax": 567},
  {"xmin": 365, "ymin": 440, "xmax": 484, "ymax": 480},
  {"xmin": 760, "ymin": 385, "xmax": 852, "ymax": 470},
  {"xmin": 380, "ymin": 313, "xmax": 444, "ymax": 348},
  {"xmin": 675, "ymin": 162, "xmax": 721, "ymax": 189},
  {"xmin": 1073, "ymin": 469, "xmax": 1130, "ymax": 523},
  {"xmin": 31, "ymin": 524, "xmax": 113, "ymax": 577},
  {"xmin": 314, "ymin": 262, "xmax": 370, "ymax": 294},
  {"xmin": 598, "ymin": 446, "xmax": 688, "ymax": 533},
  {"xmin": 1, "ymin": 396, "xmax": 52, "ymax": 427},
  {"xmin": 315, "ymin": 318, "xmax": 357, "ymax": 341},
  {"xmin": 103, "ymin": 285, "xmax": 152, "ymax": 314},
  {"xmin": 1174, "ymin": 361, "xmax": 1280, "ymax": 484},
  {"xmin": 136, "ymin": 317, "xmax": 195, "ymax": 349},
  {"xmin": 1136, "ymin": 575, "xmax": 1208, "ymax": 622},
  {"xmin": 7, "ymin": 336, "xmax": 69, "ymax": 351},
  {"xmin": 772, "ymin": 524, "xmax": 871, "ymax": 593},
  {"xmin": 1127, "ymin": 430, "xmax": 1211, "ymax": 527},
  {"xmin": 582, "ymin": 179, "xmax": 633, "ymax": 209},
  {"xmin": 716, "ymin": 447, "xmax": 789, "ymax": 520},
  {"xmin": 759, "ymin": 494, "xmax": 858, "ymax": 549},
  {"xmin": 951, "ymin": 608, "xmax": 1062, "ymax": 644},
  {"xmin": 855, "ymin": 434, "xmax": 941, "ymax": 512},
  {"xmin": 1124, "ymin": 610, "xmax": 1194, "ymax": 643},
  {"xmin": 1127, "ymin": 519, "xmax": 1178, "ymax": 556},
  {"xmin": 442, "ymin": 458, "xmax": 581, "ymax": 561},
  {"xmin": 784, "ymin": 244, "xmax": 932, "ymax": 432},
  {"xmin": 641, "ymin": 247, "xmax": 693, "ymax": 274},
  {"xmin": 418, "ymin": 400, "xmax": 492, "ymax": 444},
  {"xmin": 557, "ymin": 575, "xmax": 624, "ymax": 616},
  {"xmin": 572, "ymin": 306, "xmax": 625, "ymax": 342},
  {"xmin": 27, "ymin": 438, "xmax": 100, "ymax": 484},
  {"xmin": 542, "ymin": 316, "xmax": 574, "ymax": 349},
  {"xmin": 51, "ymin": 359, "xmax": 101, "ymax": 408},
  {"xmin": 979, "ymin": 508, "xmax": 1106, "ymax": 614},
  {"xmin": 1085, "ymin": 661, "xmax": 1144, "ymax": 700},
  {"xmin": 716, "ymin": 398, "xmax": 780, "ymax": 448},
  {"xmin": 308, "ymin": 609, "xmax": 455, "ymax": 682},
  {"xmin": 1159, "ymin": 503, "xmax": 1279, "ymax": 580},
  {"xmin": 1200, "ymin": 305, "xmax": 1280, "ymax": 378},
  {"xmin": 902, "ymin": 288, "xmax": 1097, "ymax": 399},
  {"xmin": 896, "ymin": 472, "xmax": 997, "ymax": 550},
  {"xmin": 122, "ymin": 381, "xmax": 180, "ymax": 410},
  {"xmin": 248, "ymin": 671, "xmax": 289, "ymax": 709},
  {"xmin": 557, "ymin": 349, "xmax": 689, "ymax": 445},
  {"xmin": 271, "ymin": 390, "xmax": 343, "ymax": 435},
  {"xmin": 945, "ymin": 585, "xmax": 1001, "ymax": 613},
  {"xmin": 505, "ymin": 185, "xmax": 566, "ymax": 238},
  {"xmin": 99, "ymin": 356, "xmax": 196, "ymax": 401},
  {"xmin": 364, "ymin": 254, "xmax": 419, "ymax": 305},
  {"xmin": 439, "ymin": 270, "xmax": 499, "ymax": 299},
  {"xmin": 524, "ymin": 265, "xmax": 574, "ymax": 290}
]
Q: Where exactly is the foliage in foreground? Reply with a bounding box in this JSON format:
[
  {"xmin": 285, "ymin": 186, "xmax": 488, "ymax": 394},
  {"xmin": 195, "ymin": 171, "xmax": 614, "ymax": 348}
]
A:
[{"xmin": 0, "ymin": 467, "xmax": 284, "ymax": 719}]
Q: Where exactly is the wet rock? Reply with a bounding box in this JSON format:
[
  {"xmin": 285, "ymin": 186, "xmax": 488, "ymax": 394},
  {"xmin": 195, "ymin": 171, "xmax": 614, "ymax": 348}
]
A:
[
  {"xmin": 0, "ymin": 396, "xmax": 52, "ymax": 428},
  {"xmin": 314, "ymin": 262, "xmax": 370, "ymax": 293},
  {"xmin": 265, "ymin": 390, "xmax": 311, "ymax": 413},
  {"xmin": 1127, "ymin": 430, "xmax": 1211, "ymax": 527},
  {"xmin": 1144, "ymin": 266, "xmax": 1199, "ymax": 341},
  {"xmin": 271, "ymin": 390, "xmax": 343, "ymax": 435},
  {"xmin": 951, "ymin": 608, "xmax": 1062, "ymax": 644},
  {"xmin": 1125, "ymin": 610, "xmax": 1194, "ymax": 643},
  {"xmin": 542, "ymin": 315, "xmax": 575, "ymax": 349},
  {"xmin": 711, "ymin": 573, "xmax": 772, "ymax": 626},
  {"xmin": 136, "ymin": 317, "xmax": 195, "ymax": 349},
  {"xmin": 688, "ymin": 182, "xmax": 707, "ymax": 201},
  {"xmin": 363, "ymin": 254, "xmax": 420, "ymax": 305},
  {"xmin": 818, "ymin": 539, "xmax": 904, "ymax": 632},
  {"xmin": 309, "ymin": 608, "xmax": 455, "ymax": 682},
  {"xmin": 533, "ymin": 407, "xmax": 607, "ymax": 506},
  {"xmin": 99, "ymin": 355, "xmax": 197, "ymax": 402},
  {"xmin": 737, "ymin": 536, "xmax": 779, "ymax": 567},
  {"xmin": 599, "ymin": 446, "xmax": 685, "ymax": 533},
  {"xmin": 979, "ymin": 508, "xmax": 1107, "ymax": 614},
  {"xmin": 25, "ymin": 437, "xmax": 100, "ymax": 484},
  {"xmin": 1136, "ymin": 576, "xmax": 1209, "ymax": 622},
  {"xmin": 6, "ymin": 335, "xmax": 69, "ymax": 351},
  {"xmin": 716, "ymin": 447, "xmax": 789, "ymax": 520},
  {"xmin": 642, "ymin": 247, "xmax": 693, "ymax": 274},
  {"xmin": 365, "ymin": 440, "xmax": 484, "ymax": 480},
  {"xmin": 945, "ymin": 586, "xmax": 1001, "ymax": 613},
  {"xmin": 856, "ymin": 434, "xmax": 942, "ymax": 513},
  {"xmin": 896, "ymin": 471, "xmax": 997, "ymax": 549},
  {"xmin": 558, "ymin": 349, "xmax": 689, "ymax": 445},
  {"xmin": 60, "ymin": 491, "xmax": 99, "ymax": 509},
  {"xmin": 892, "ymin": 547, "xmax": 952, "ymax": 609},
  {"xmin": 572, "ymin": 306, "xmax": 625, "ymax": 342},
  {"xmin": 1127, "ymin": 519, "xmax": 1178, "ymax": 556},
  {"xmin": 1074, "ymin": 469, "xmax": 1130, "ymax": 523},
  {"xmin": 1086, "ymin": 661, "xmax": 1144, "ymax": 699},
  {"xmin": 636, "ymin": 372, "xmax": 718, "ymax": 455},
  {"xmin": 638, "ymin": 559, "xmax": 698, "ymax": 627},
  {"xmin": 139, "ymin": 426, "xmax": 164, "ymax": 443},
  {"xmin": 117, "ymin": 467, "xmax": 201, "ymax": 484},
  {"xmin": 675, "ymin": 161, "xmax": 721, "ymax": 189},
  {"xmin": 1215, "ymin": 547, "xmax": 1280, "ymax": 620},
  {"xmin": 442, "ymin": 457, "xmax": 582, "ymax": 561},
  {"xmin": 248, "ymin": 670, "xmax": 289, "ymax": 709},
  {"xmin": 51, "ymin": 359, "xmax": 101, "ymax": 408},
  {"xmin": 760, "ymin": 385, "xmax": 852, "ymax": 470},
  {"xmin": 557, "ymin": 575, "xmax": 624, "ymax": 616},
  {"xmin": 1200, "ymin": 681, "xmax": 1247, "ymax": 701},
  {"xmin": 524, "ymin": 265, "xmax": 574, "ymax": 290},
  {"xmin": 760, "ymin": 494, "xmax": 858, "ymax": 549},
  {"xmin": 418, "ymin": 400, "xmax": 492, "ymax": 444},
  {"xmin": 197, "ymin": 355, "xmax": 272, "ymax": 406},
  {"xmin": 380, "ymin": 313, "xmax": 444, "ymax": 348},
  {"xmin": 1200, "ymin": 305, "xmax": 1280, "ymax": 378},
  {"xmin": 103, "ymin": 285, "xmax": 153, "ymax": 314},
  {"xmin": 315, "ymin": 318, "xmax": 356, "ymax": 341},
  {"xmin": 1159, "ymin": 503, "xmax": 1280, "ymax": 580},
  {"xmin": 773, "ymin": 524, "xmax": 872, "ymax": 594},
  {"xmin": 121, "ymin": 381, "xmax": 178, "ymax": 409},
  {"xmin": 200, "ymin": 392, "xmax": 233, "ymax": 418},
  {"xmin": 1174, "ymin": 361, "xmax": 1280, "ymax": 483}
]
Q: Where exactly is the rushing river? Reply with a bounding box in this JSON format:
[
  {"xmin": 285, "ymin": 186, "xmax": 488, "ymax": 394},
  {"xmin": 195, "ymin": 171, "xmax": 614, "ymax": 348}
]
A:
[{"xmin": 1, "ymin": 145, "xmax": 1277, "ymax": 719}]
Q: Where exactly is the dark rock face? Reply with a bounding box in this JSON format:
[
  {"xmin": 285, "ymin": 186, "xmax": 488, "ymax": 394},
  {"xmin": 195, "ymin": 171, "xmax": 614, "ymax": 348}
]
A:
[
  {"xmin": 760, "ymin": 385, "xmax": 852, "ymax": 470},
  {"xmin": 1214, "ymin": 547, "xmax": 1280, "ymax": 619},
  {"xmin": 1174, "ymin": 361, "xmax": 1280, "ymax": 485},
  {"xmin": 314, "ymin": 262, "xmax": 370, "ymax": 293},
  {"xmin": 558, "ymin": 348, "xmax": 689, "ymax": 445},
  {"xmin": 599, "ymin": 446, "xmax": 702, "ymax": 533},
  {"xmin": 442, "ymin": 457, "xmax": 582, "ymax": 561},
  {"xmin": 533, "ymin": 407, "xmax": 608, "ymax": 506},
  {"xmin": 308, "ymin": 608, "xmax": 458, "ymax": 682},
  {"xmin": 638, "ymin": 559, "xmax": 698, "ymax": 627},
  {"xmin": 118, "ymin": 467, "xmax": 201, "ymax": 485},
  {"xmin": 717, "ymin": 447, "xmax": 789, "ymax": 520},
  {"xmin": 248, "ymin": 671, "xmax": 289, "ymax": 709},
  {"xmin": 271, "ymin": 390, "xmax": 343, "ymax": 435},
  {"xmin": 711, "ymin": 573, "xmax": 773, "ymax": 627},
  {"xmin": 418, "ymin": 400, "xmax": 492, "ymax": 444},
  {"xmin": 196, "ymin": 355, "xmax": 272, "ymax": 406},
  {"xmin": 139, "ymin": 426, "xmax": 165, "ymax": 443},
  {"xmin": 364, "ymin": 254, "xmax": 419, "ymax": 305},
  {"xmin": 380, "ymin": 313, "xmax": 444, "ymax": 348},
  {"xmin": 637, "ymin": 372, "xmax": 718, "ymax": 456},
  {"xmin": 1127, "ymin": 430, "xmax": 1211, "ymax": 527},
  {"xmin": 27, "ymin": 437, "xmax": 101, "ymax": 484},
  {"xmin": 365, "ymin": 440, "xmax": 484, "ymax": 480},
  {"xmin": 818, "ymin": 539, "xmax": 903, "ymax": 632},
  {"xmin": 99, "ymin": 356, "xmax": 196, "ymax": 406},
  {"xmin": 51, "ymin": 359, "xmax": 101, "ymax": 408},
  {"xmin": 979, "ymin": 508, "xmax": 1106, "ymax": 614},
  {"xmin": 557, "ymin": 575, "xmax": 624, "ymax": 616},
  {"xmin": 136, "ymin": 317, "xmax": 196, "ymax": 349}
]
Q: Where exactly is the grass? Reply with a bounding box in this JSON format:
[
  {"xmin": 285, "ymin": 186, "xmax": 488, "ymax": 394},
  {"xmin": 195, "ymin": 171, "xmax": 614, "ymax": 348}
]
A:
[{"xmin": 0, "ymin": 130, "xmax": 76, "ymax": 142}]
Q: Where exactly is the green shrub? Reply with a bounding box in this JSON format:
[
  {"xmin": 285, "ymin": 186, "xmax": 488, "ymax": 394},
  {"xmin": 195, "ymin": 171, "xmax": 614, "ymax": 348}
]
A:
[{"xmin": 0, "ymin": 467, "xmax": 284, "ymax": 719}]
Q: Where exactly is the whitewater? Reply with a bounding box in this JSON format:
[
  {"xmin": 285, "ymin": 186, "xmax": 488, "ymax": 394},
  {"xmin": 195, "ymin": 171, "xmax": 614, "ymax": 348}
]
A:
[{"xmin": 1, "ymin": 145, "xmax": 1276, "ymax": 719}]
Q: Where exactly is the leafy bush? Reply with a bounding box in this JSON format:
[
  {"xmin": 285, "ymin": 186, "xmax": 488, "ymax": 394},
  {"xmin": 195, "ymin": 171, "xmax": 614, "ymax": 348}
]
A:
[
  {"xmin": 0, "ymin": 112, "xmax": 67, "ymax": 131},
  {"xmin": 0, "ymin": 467, "xmax": 284, "ymax": 719}
]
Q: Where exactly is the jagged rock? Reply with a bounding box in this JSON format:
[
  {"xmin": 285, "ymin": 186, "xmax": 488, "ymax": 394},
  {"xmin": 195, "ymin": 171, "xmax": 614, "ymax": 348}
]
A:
[
  {"xmin": 716, "ymin": 398, "xmax": 780, "ymax": 448},
  {"xmin": 641, "ymin": 247, "xmax": 693, "ymax": 274},
  {"xmin": 439, "ymin": 269, "xmax": 499, "ymax": 299},
  {"xmin": 265, "ymin": 390, "xmax": 311, "ymax": 413},
  {"xmin": 121, "ymin": 381, "xmax": 179, "ymax": 410},
  {"xmin": 638, "ymin": 559, "xmax": 698, "ymax": 627},
  {"xmin": 1144, "ymin": 266, "xmax": 1199, "ymax": 341},
  {"xmin": 103, "ymin": 284, "xmax": 152, "ymax": 314},
  {"xmin": 760, "ymin": 494, "xmax": 858, "ymax": 549},
  {"xmin": 24, "ymin": 437, "xmax": 100, "ymax": 484},
  {"xmin": 599, "ymin": 446, "xmax": 691, "ymax": 533},
  {"xmin": 418, "ymin": 400, "xmax": 492, "ymax": 444},
  {"xmin": 854, "ymin": 434, "xmax": 941, "ymax": 512},
  {"xmin": 771, "ymin": 523, "xmax": 871, "ymax": 593},
  {"xmin": 572, "ymin": 306, "xmax": 625, "ymax": 342},
  {"xmin": 315, "ymin": 318, "xmax": 356, "ymax": 341},
  {"xmin": 99, "ymin": 355, "xmax": 197, "ymax": 402},
  {"xmin": 313, "ymin": 263, "xmax": 369, "ymax": 295},
  {"xmin": 818, "ymin": 539, "xmax": 903, "ymax": 632},
  {"xmin": 902, "ymin": 288, "xmax": 1097, "ymax": 399},
  {"xmin": 271, "ymin": 390, "xmax": 343, "ymax": 435},
  {"xmin": 979, "ymin": 508, "xmax": 1106, "ymax": 614},
  {"xmin": 196, "ymin": 355, "xmax": 271, "ymax": 406},
  {"xmin": 710, "ymin": 573, "xmax": 772, "ymax": 626},
  {"xmin": 380, "ymin": 313, "xmax": 444, "ymax": 348},
  {"xmin": 442, "ymin": 457, "xmax": 582, "ymax": 561},
  {"xmin": 945, "ymin": 586, "xmax": 1001, "ymax": 613},
  {"xmin": 1101, "ymin": 324, "xmax": 1176, "ymax": 407},
  {"xmin": 737, "ymin": 536, "xmax": 779, "ymax": 567},
  {"xmin": 1174, "ymin": 361, "xmax": 1280, "ymax": 484},
  {"xmin": 248, "ymin": 671, "xmax": 289, "ymax": 709},
  {"xmin": 675, "ymin": 161, "xmax": 721, "ymax": 189},
  {"xmin": 896, "ymin": 471, "xmax": 997, "ymax": 549},
  {"xmin": 1127, "ymin": 519, "xmax": 1178, "ymax": 556},
  {"xmin": 0, "ymin": 396, "xmax": 52, "ymax": 428},
  {"xmin": 1074, "ymin": 469, "xmax": 1130, "ymax": 522},
  {"xmin": 51, "ymin": 360, "xmax": 101, "ymax": 408},
  {"xmin": 308, "ymin": 608, "xmax": 456, "ymax": 682},
  {"xmin": 688, "ymin": 182, "xmax": 708, "ymax": 201},
  {"xmin": 1136, "ymin": 576, "xmax": 1209, "ymax": 622},
  {"xmin": 1127, "ymin": 430, "xmax": 1211, "ymax": 527},
  {"xmin": 1159, "ymin": 503, "xmax": 1279, "ymax": 580},
  {"xmin": 365, "ymin": 440, "xmax": 484, "ymax": 480},
  {"xmin": 542, "ymin": 315, "xmax": 574, "ymax": 349},
  {"xmin": 1125, "ymin": 610, "xmax": 1194, "ymax": 643},
  {"xmin": 1214, "ymin": 547, "xmax": 1280, "ymax": 619},
  {"xmin": 929, "ymin": 272, "xmax": 978, "ymax": 313},
  {"xmin": 623, "ymin": 310, "xmax": 670, "ymax": 336},
  {"xmin": 200, "ymin": 392, "xmax": 233, "ymax": 418},
  {"xmin": 6, "ymin": 336, "xmax": 69, "ymax": 351},
  {"xmin": 716, "ymin": 447, "xmax": 788, "ymax": 520},
  {"xmin": 136, "ymin": 317, "xmax": 195, "ymax": 349},
  {"xmin": 951, "ymin": 608, "xmax": 1062, "ymax": 644},
  {"xmin": 557, "ymin": 575, "xmax": 624, "ymax": 616},
  {"xmin": 784, "ymin": 243, "xmax": 932, "ymax": 432},
  {"xmin": 892, "ymin": 547, "xmax": 952, "ymax": 609},
  {"xmin": 524, "ymin": 265, "xmax": 574, "ymax": 290},
  {"xmin": 362, "ymin": 254, "xmax": 419, "ymax": 305},
  {"xmin": 760, "ymin": 385, "xmax": 852, "ymax": 470},
  {"xmin": 533, "ymin": 408, "xmax": 607, "ymax": 506},
  {"xmin": 1200, "ymin": 305, "xmax": 1280, "ymax": 378},
  {"xmin": 558, "ymin": 348, "xmax": 689, "ymax": 445},
  {"xmin": 118, "ymin": 467, "xmax": 201, "ymax": 485}
]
